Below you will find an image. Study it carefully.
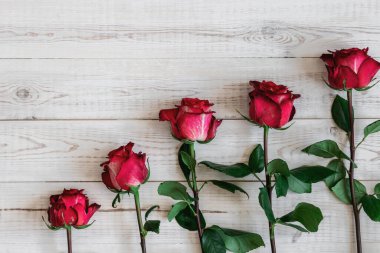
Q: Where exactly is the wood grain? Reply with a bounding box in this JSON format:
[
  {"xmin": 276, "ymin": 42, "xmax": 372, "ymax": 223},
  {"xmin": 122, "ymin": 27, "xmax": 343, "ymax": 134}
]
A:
[
  {"xmin": 1, "ymin": 182, "xmax": 380, "ymax": 253},
  {"xmin": 1, "ymin": 0, "xmax": 380, "ymax": 252},
  {"xmin": 0, "ymin": 0, "xmax": 379, "ymax": 58},
  {"xmin": 0, "ymin": 58, "xmax": 379, "ymax": 120},
  {"xmin": 1, "ymin": 119, "xmax": 380, "ymax": 182}
]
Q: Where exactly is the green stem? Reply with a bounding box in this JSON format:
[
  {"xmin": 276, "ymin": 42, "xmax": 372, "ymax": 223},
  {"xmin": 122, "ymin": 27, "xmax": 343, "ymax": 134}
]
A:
[
  {"xmin": 189, "ymin": 142, "xmax": 204, "ymax": 252},
  {"xmin": 264, "ymin": 126, "xmax": 276, "ymax": 253},
  {"xmin": 133, "ymin": 190, "xmax": 147, "ymax": 253},
  {"xmin": 347, "ymin": 90, "xmax": 362, "ymax": 253},
  {"xmin": 66, "ymin": 228, "xmax": 72, "ymax": 253}
]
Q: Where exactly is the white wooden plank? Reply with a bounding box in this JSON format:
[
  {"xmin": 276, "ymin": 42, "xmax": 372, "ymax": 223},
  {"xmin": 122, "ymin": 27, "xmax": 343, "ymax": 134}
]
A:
[
  {"xmin": 1, "ymin": 182, "xmax": 380, "ymax": 252},
  {"xmin": 0, "ymin": 58, "xmax": 380, "ymax": 120},
  {"xmin": 1, "ymin": 119, "xmax": 380, "ymax": 182},
  {"xmin": 0, "ymin": 0, "xmax": 378, "ymax": 58}
]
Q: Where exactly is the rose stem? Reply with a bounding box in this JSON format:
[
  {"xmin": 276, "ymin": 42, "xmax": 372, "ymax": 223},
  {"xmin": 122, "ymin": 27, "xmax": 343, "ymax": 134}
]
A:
[
  {"xmin": 66, "ymin": 228, "xmax": 72, "ymax": 253},
  {"xmin": 189, "ymin": 142, "xmax": 204, "ymax": 252},
  {"xmin": 347, "ymin": 90, "xmax": 362, "ymax": 253},
  {"xmin": 264, "ymin": 126, "xmax": 276, "ymax": 253},
  {"xmin": 133, "ymin": 190, "xmax": 147, "ymax": 253}
]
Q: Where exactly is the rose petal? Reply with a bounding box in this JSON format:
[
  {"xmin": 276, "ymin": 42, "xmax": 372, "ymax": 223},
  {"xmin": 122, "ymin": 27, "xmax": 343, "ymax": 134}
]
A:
[
  {"xmin": 72, "ymin": 204, "xmax": 87, "ymax": 226},
  {"xmin": 357, "ymin": 57, "xmax": 380, "ymax": 88},
  {"xmin": 320, "ymin": 53, "xmax": 334, "ymax": 67},
  {"xmin": 278, "ymin": 100, "xmax": 295, "ymax": 127},
  {"xmin": 102, "ymin": 170, "xmax": 121, "ymax": 190},
  {"xmin": 159, "ymin": 108, "xmax": 182, "ymax": 139},
  {"xmin": 84, "ymin": 203, "xmax": 101, "ymax": 224},
  {"xmin": 327, "ymin": 65, "xmax": 358, "ymax": 89},
  {"xmin": 116, "ymin": 152, "xmax": 149, "ymax": 190},
  {"xmin": 61, "ymin": 190, "xmax": 87, "ymax": 208},
  {"xmin": 176, "ymin": 112, "xmax": 213, "ymax": 141},
  {"xmin": 206, "ymin": 117, "xmax": 222, "ymax": 141},
  {"xmin": 250, "ymin": 94, "xmax": 281, "ymax": 128},
  {"xmin": 335, "ymin": 48, "xmax": 368, "ymax": 73},
  {"xmin": 61, "ymin": 207, "xmax": 78, "ymax": 226}
]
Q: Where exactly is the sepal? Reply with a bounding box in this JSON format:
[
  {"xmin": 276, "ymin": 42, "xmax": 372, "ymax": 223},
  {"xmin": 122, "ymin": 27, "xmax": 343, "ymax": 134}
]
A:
[
  {"xmin": 42, "ymin": 216, "xmax": 64, "ymax": 231},
  {"xmin": 73, "ymin": 220, "xmax": 95, "ymax": 230}
]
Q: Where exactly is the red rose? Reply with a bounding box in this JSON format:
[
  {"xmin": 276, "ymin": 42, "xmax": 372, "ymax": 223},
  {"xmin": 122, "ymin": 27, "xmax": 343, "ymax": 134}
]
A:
[
  {"xmin": 159, "ymin": 98, "xmax": 222, "ymax": 142},
  {"xmin": 321, "ymin": 48, "xmax": 380, "ymax": 89},
  {"xmin": 47, "ymin": 189, "xmax": 100, "ymax": 228},
  {"xmin": 101, "ymin": 142, "xmax": 149, "ymax": 191},
  {"xmin": 249, "ymin": 81, "xmax": 300, "ymax": 128}
]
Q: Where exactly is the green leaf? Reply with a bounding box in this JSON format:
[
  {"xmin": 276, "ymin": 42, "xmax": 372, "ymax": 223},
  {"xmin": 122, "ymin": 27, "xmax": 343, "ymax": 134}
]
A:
[
  {"xmin": 249, "ymin": 145, "xmax": 264, "ymax": 173},
  {"xmin": 157, "ymin": 181, "xmax": 193, "ymax": 202},
  {"xmin": 374, "ymin": 183, "xmax": 380, "ymax": 198},
  {"xmin": 210, "ymin": 226, "xmax": 265, "ymax": 253},
  {"xmin": 302, "ymin": 140, "xmax": 350, "ymax": 160},
  {"xmin": 175, "ymin": 204, "xmax": 206, "ymax": 231},
  {"xmin": 258, "ymin": 187, "xmax": 276, "ymax": 223},
  {"xmin": 276, "ymin": 221, "xmax": 309, "ymax": 233},
  {"xmin": 201, "ymin": 228, "xmax": 227, "ymax": 253},
  {"xmin": 331, "ymin": 95, "xmax": 351, "ymax": 132},
  {"xmin": 275, "ymin": 175, "xmax": 289, "ymax": 198},
  {"xmin": 168, "ymin": 202, "xmax": 188, "ymax": 222},
  {"xmin": 288, "ymin": 174, "xmax": 312, "ymax": 194},
  {"xmin": 279, "ymin": 203, "xmax": 323, "ymax": 232},
  {"xmin": 324, "ymin": 159, "xmax": 347, "ymax": 188},
  {"xmin": 145, "ymin": 205, "xmax": 159, "ymax": 221},
  {"xmin": 200, "ymin": 161, "xmax": 251, "ymax": 178},
  {"xmin": 290, "ymin": 166, "xmax": 336, "ymax": 183},
  {"xmin": 331, "ymin": 179, "xmax": 367, "ymax": 204},
  {"xmin": 180, "ymin": 151, "xmax": 196, "ymax": 172},
  {"xmin": 267, "ymin": 159, "xmax": 290, "ymax": 176},
  {"xmin": 362, "ymin": 195, "xmax": 380, "ymax": 222},
  {"xmin": 144, "ymin": 220, "xmax": 160, "ymax": 234},
  {"xmin": 209, "ymin": 180, "xmax": 249, "ymax": 198},
  {"xmin": 364, "ymin": 120, "xmax": 380, "ymax": 138},
  {"xmin": 178, "ymin": 143, "xmax": 192, "ymax": 183}
]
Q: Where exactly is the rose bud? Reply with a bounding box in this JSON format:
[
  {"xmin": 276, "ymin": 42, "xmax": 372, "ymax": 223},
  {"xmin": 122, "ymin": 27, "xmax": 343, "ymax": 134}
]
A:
[
  {"xmin": 101, "ymin": 142, "xmax": 149, "ymax": 192},
  {"xmin": 249, "ymin": 81, "xmax": 300, "ymax": 128},
  {"xmin": 321, "ymin": 48, "xmax": 380, "ymax": 90},
  {"xmin": 159, "ymin": 98, "xmax": 222, "ymax": 142},
  {"xmin": 47, "ymin": 189, "xmax": 100, "ymax": 228}
]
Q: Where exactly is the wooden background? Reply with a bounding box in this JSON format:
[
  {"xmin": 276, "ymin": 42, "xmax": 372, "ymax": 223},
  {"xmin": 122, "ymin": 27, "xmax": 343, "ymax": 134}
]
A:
[{"xmin": 1, "ymin": 0, "xmax": 380, "ymax": 252}]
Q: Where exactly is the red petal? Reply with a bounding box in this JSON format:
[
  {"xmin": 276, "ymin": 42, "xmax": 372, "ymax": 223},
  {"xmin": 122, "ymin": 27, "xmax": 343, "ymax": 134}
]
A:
[
  {"xmin": 176, "ymin": 112, "xmax": 213, "ymax": 141},
  {"xmin": 249, "ymin": 95, "xmax": 281, "ymax": 128},
  {"xmin": 357, "ymin": 57, "xmax": 380, "ymax": 88},
  {"xmin": 335, "ymin": 48, "xmax": 368, "ymax": 73},
  {"xmin": 320, "ymin": 53, "xmax": 334, "ymax": 67},
  {"xmin": 159, "ymin": 108, "xmax": 182, "ymax": 139},
  {"xmin": 102, "ymin": 170, "xmax": 120, "ymax": 190},
  {"xmin": 116, "ymin": 152, "xmax": 149, "ymax": 189},
  {"xmin": 206, "ymin": 117, "xmax": 222, "ymax": 141},
  {"xmin": 62, "ymin": 207, "xmax": 78, "ymax": 226},
  {"xmin": 329, "ymin": 66, "xmax": 359, "ymax": 89},
  {"xmin": 278, "ymin": 100, "xmax": 295, "ymax": 127},
  {"xmin": 159, "ymin": 108, "xmax": 178, "ymax": 122},
  {"xmin": 180, "ymin": 98, "xmax": 213, "ymax": 113},
  {"xmin": 72, "ymin": 204, "xmax": 87, "ymax": 226},
  {"xmin": 84, "ymin": 203, "xmax": 101, "ymax": 224},
  {"xmin": 61, "ymin": 190, "xmax": 87, "ymax": 208}
]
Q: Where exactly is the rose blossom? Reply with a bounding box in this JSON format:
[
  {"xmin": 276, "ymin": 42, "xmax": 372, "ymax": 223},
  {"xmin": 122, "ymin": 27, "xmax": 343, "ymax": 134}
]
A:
[
  {"xmin": 249, "ymin": 80, "xmax": 300, "ymax": 128},
  {"xmin": 321, "ymin": 48, "xmax": 380, "ymax": 89},
  {"xmin": 159, "ymin": 98, "xmax": 222, "ymax": 142},
  {"xmin": 47, "ymin": 189, "xmax": 100, "ymax": 228},
  {"xmin": 101, "ymin": 142, "xmax": 149, "ymax": 191}
]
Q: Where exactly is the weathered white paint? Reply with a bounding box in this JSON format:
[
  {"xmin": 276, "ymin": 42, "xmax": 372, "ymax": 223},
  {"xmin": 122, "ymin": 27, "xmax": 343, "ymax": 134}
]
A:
[{"xmin": 0, "ymin": 0, "xmax": 380, "ymax": 252}]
